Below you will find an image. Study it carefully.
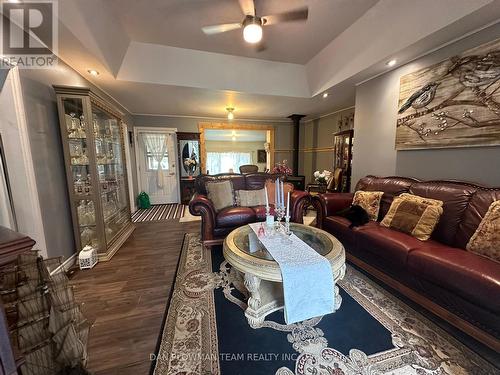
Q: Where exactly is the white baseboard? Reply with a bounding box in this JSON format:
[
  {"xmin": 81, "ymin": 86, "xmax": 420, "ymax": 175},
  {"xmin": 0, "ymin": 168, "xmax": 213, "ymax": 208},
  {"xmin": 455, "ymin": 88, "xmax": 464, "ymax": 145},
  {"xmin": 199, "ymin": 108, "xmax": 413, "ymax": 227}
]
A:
[{"xmin": 50, "ymin": 253, "xmax": 77, "ymax": 275}]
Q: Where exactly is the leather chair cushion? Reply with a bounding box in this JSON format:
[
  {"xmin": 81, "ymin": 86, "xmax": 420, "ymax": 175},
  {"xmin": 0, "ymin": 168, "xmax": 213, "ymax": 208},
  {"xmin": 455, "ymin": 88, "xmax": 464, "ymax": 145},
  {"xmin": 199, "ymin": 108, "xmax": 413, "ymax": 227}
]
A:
[
  {"xmin": 409, "ymin": 182, "xmax": 476, "ymax": 246},
  {"xmin": 323, "ymin": 216, "xmax": 357, "ymax": 250},
  {"xmin": 253, "ymin": 205, "xmax": 269, "ymax": 221},
  {"xmin": 408, "ymin": 246, "xmax": 500, "ymax": 312},
  {"xmin": 216, "ymin": 206, "xmax": 256, "ymax": 228},
  {"xmin": 355, "ymin": 223, "xmax": 442, "ymax": 266}
]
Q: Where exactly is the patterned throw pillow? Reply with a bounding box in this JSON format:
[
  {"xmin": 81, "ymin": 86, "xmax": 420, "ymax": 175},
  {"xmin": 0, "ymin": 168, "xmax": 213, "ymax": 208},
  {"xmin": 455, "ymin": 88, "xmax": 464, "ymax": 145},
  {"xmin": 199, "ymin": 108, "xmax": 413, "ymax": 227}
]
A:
[
  {"xmin": 466, "ymin": 200, "xmax": 500, "ymax": 263},
  {"xmin": 235, "ymin": 188, "xmax": 267, "ymax": 207},
  {"xmin": 206, "ymin": 180, "xmax": 235, "ymax": 211},
  {"xmin": 352, "ymin": 191, "xmax": 384, "ymax": 221},
  {"xmin": 265, "ymin": 179, "xmax": 294, "ymax": 206},
  {"xmin": 381, "ymin": 194, "xmax": 443, "ymax": 241}
]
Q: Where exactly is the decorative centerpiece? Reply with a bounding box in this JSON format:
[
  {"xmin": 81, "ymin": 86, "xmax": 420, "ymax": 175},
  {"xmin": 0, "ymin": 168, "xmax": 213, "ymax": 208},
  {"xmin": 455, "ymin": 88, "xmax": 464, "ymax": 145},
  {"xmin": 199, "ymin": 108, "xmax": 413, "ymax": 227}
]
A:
[
  {"xmin": 314, "ymin": 170, "xmax": 332, "ymax": 186},
  {"xmin": 183, "ymin": 153, "xmax": 198, "ymax": 178},
  {"xmin": 263, "ymin": 177, "xmax": 291, "ymax": 236},
  {"xmin": 272, "ymin": 159, "xmax": 292, "ymax": 176}
]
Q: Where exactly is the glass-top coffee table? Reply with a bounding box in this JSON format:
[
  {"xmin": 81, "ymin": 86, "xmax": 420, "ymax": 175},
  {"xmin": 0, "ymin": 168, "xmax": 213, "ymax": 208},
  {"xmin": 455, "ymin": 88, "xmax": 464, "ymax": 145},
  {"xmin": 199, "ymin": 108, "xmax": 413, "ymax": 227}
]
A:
[{"xmin": 223, "ymin": 223, "xmax": 346, "ymax": 328}]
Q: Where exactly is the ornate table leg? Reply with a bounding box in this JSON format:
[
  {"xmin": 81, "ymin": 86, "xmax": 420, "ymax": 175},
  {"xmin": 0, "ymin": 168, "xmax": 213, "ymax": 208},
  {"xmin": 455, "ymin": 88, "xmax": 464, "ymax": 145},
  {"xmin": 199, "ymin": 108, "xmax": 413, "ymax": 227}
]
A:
[
  {"xmin": 244, "ymin": 273, "xmax": 264, "ymax": 328},
  {"xmin": 333, "ymin": 264, "xmax": 346, "ymax": 312}
]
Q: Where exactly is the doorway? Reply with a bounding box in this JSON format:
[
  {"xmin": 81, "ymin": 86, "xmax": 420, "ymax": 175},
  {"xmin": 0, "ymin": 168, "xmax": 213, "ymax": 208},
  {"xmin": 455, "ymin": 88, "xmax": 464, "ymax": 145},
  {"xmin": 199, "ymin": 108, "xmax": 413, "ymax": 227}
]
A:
[
  {"xmin": 134, "ymin": 127, "xmax": 179, "ymax": 204},
  {"xmin": 199, "ymin": 122, "xmax": 275, "ymax": 174}
]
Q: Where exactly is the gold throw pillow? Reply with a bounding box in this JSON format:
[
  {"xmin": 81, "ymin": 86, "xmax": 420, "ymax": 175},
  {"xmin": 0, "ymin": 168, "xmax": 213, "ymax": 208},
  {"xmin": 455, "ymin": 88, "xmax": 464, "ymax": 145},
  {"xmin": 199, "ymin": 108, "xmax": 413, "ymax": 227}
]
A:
[
  {"xmin": 381, "ymin": 194, "xmax": 443, "ymax": 241},
  {"xmin": 352, "ymin": 191, "xmax": 384, "ymax": 221},
  {"xmin": 466, "ymin": 200, "xmax": 500, "ymax": 263},
  {"xmin": 206, "ymin": 180, "xmax": 235, "ymax": 212},
  {"xmin": 235, "ymin": 188, "xmax": 267, "ymax": 207}
]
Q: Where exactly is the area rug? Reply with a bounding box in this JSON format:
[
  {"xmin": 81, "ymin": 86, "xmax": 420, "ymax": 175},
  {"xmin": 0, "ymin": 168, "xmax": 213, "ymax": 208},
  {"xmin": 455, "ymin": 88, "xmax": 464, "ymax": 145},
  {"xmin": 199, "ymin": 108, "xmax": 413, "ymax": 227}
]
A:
[
  {"xmin": 152, "ymin": 233, "xmax": 497, "ymax": 374},
  {"xmin": 132, "ymin": 204, "xmax": 186, "ymax": 222}
]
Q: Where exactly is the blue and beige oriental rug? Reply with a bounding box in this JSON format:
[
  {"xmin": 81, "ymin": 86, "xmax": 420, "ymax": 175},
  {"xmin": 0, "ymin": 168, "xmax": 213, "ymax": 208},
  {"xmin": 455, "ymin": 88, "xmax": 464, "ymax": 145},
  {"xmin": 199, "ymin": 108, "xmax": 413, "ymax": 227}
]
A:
[{"xmin": 152, "ymin": 233, "xmax": 497, "ymax": 374}]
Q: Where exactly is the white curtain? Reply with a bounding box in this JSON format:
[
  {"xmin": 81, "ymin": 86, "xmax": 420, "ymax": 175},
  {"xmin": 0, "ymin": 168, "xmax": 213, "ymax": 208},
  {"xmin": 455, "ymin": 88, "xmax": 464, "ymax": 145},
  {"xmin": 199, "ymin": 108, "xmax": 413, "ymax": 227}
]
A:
[
  {"xmin": 206, "ymin": 152, "xmax": 251, "ymax": 174},
  {"xmin": 142, "ymin": 133, "xmax": 167, "ymax": 188}
]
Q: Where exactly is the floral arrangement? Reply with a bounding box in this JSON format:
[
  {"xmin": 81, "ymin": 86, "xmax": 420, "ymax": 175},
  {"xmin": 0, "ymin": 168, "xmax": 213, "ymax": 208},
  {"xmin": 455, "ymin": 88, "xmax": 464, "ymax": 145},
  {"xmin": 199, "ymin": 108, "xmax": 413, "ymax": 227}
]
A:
[
  {"xmin": 272, "ymin": 160, "xmax": 292, "ymax": 176},
  {"xmin": 314, "ymin": 170, "xmax": 332, "ymax": 185},
  {"xmin": 184, "ymin": 156, "xmax": 197, "ymax": 175}
]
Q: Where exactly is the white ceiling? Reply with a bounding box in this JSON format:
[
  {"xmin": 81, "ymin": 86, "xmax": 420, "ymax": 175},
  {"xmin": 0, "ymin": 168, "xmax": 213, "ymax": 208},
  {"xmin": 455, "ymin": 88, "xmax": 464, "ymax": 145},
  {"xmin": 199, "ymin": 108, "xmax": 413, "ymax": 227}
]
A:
[
  {"xmin": 205, "ymin": 129, "xmax": 267, "ymax": 141},
  {"xmin": 55, "ymin": 0, "xmax": 500, "ymax": 120}
]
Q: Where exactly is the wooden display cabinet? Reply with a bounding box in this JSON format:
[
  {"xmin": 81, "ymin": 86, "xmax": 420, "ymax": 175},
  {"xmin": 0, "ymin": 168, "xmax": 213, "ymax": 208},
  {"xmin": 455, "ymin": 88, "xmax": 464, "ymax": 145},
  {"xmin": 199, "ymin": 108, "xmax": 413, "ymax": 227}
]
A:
[
  {"xmin": 54, "ymin": 86, "xmax": 134, "ymax": 261},
  {"xmin": 333, "ymin": 129, "xmax": 354, "ymax": 192}
]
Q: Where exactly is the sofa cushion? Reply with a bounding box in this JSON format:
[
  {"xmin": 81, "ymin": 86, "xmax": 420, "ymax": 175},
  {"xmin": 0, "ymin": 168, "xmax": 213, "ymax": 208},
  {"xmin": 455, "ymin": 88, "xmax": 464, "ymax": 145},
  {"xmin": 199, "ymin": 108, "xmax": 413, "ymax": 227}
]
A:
[
  {"xmin": 455, "ymin": 189, "xmax": 500, "ymax": 249},
  {"xmin": 380, "ymin": 194, "xmax": 443, "ymax": 241},
  {"xmin": 355, "ymin": 176, "xmax": 416, "ymax": 220},
  {"xmin": 235, "ymin": 188, "xmax": 266, "ymax": 207},
  {"xmin": 408, "ymin": 246, "xmax": 500, "ymax": 312},
  {"xmin": 356, "ymin": 223, "xmax": 441, "ymax": 266},
  {"xmin": 466, "ymin": 200, "xmax": 500, "ymax": 263},
  {"xmin": 324, "ymin": 216, "xmax": 357, "ymax": 250},
  {"xmin": 409, "ymin": 182, "xmax": 476, "ymax": 246},
  {"xmin": 216, "ymin": 207, "xmax": 256, "ymax": 228},
  {"xmin": 352, "ymin": 191, "xmax": 384, "ymax": 221},
  {"xmin": 206, "ymin": 180, "xmax": 235, "ymax": 211}
]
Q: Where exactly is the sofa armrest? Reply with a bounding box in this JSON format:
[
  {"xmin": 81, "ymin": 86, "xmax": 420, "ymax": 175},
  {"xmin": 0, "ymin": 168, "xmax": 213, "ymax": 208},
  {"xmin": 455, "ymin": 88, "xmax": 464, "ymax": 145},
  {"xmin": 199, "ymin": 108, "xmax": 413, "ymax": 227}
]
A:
[
  {"xmin": 290, "ymin": 190, "xmax": 310, "ymax": 224},
  {"xmin": 189, "ymin": 193, "xmax": 216, "ymax": 242},
  {"xmin": 311, "ymin": 193, "xmax": 354, "ymax": 229}
]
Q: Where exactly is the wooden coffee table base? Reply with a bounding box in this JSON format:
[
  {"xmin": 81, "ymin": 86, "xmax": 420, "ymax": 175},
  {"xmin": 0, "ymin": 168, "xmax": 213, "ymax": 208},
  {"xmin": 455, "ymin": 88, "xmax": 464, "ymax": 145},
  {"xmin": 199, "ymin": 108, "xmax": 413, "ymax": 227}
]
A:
[{"xmin": 230, "ymin": 266, "xmax": 345, "ymax": 328}]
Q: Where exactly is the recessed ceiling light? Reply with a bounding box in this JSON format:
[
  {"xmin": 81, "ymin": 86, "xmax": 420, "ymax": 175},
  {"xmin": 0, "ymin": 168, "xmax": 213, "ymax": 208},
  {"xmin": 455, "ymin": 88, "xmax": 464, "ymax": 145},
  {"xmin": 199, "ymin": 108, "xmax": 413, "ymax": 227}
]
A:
[
  {"xmin": 226, "ymin": 107, "xmax": 235, "ymax": 120},
  {"xmin": 322, "ymin": 92, "xmax": 329, "ymax": 98},
  {"xmin": 386, "ymin": 59, "xmax": 397, "ymax": 67},
  {"xmin": 87, "ymin": 69, "xmax": 99, "ymax": 76}
]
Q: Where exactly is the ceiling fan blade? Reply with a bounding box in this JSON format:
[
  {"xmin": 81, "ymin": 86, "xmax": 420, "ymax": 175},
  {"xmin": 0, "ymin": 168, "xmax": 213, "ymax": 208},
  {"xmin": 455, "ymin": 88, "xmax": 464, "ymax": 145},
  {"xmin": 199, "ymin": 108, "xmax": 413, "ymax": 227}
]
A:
[
  {"xmin": 202, "ymin": 23, "xmax": 242, "ymax": 35},
  {"xmin": 262, "ymin": 7, "xmax": 308, "ymax": 26},
  {"xmin": 238, "ymin": 0, "xmax": 255, "ymax": 16}
]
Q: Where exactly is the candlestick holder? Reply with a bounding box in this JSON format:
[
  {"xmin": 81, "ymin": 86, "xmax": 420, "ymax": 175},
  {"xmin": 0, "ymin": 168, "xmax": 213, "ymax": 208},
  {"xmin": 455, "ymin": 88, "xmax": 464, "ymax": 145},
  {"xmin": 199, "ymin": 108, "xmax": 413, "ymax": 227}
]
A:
[
  {"xmin": 265, "ymin": 206, "xmax": 274, "ymax": 227},
  {"xmin": 284, "ymin": 216, "xmax": 291, "ymax": 235}
]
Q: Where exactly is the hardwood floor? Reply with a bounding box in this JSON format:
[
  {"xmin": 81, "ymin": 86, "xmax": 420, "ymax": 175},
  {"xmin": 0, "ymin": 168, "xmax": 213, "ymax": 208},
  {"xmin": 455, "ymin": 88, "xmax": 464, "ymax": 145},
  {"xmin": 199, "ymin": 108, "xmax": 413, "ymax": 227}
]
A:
[{"xmin": 71, "ymin": 220, "xmax": 200, "ymax": 375}]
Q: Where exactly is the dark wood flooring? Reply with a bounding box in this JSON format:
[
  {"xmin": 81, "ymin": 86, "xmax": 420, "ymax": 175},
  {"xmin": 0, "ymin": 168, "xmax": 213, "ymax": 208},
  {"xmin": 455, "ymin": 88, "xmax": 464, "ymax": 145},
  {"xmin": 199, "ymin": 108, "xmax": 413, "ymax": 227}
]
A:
[{"xmin": 71, "ymin": 220, "xmax": 200, "ymax": 375}]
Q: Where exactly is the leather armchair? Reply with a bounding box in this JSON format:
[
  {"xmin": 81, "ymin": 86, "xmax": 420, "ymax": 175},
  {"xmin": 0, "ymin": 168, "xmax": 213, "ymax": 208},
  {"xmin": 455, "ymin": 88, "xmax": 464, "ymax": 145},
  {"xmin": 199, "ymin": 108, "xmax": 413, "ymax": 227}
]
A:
[{"xmin": 189, "ymin": 173, "xmax": 310, "ymax": 246}]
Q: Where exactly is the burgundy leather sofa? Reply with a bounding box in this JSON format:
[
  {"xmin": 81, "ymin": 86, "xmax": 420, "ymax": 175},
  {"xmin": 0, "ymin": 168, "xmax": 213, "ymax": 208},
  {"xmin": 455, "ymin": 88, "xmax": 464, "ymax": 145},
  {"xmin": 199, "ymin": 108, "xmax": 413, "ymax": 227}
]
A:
[
  {"xmin": 189, "ymin": 173, "xmax": 310, "ymax": 246},
  {"xmin": 313, "ymin": 175, "xmax": 500, "ymax": 350}
]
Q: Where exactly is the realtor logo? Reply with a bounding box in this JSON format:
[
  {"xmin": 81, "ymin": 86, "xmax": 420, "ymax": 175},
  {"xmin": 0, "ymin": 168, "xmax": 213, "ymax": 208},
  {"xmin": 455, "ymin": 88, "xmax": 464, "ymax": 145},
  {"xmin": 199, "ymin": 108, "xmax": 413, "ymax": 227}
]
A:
[{"xmin": 1, "ymin": 0, "xmax": 58, "ymax": 68}]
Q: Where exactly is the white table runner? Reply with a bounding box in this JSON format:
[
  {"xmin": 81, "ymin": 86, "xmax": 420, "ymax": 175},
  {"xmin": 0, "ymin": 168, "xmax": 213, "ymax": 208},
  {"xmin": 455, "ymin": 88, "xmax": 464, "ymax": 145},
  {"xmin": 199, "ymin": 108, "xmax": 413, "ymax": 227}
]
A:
[{"xmin": 248, "ymin": 223, "xmax": 335, "ymax": 324}]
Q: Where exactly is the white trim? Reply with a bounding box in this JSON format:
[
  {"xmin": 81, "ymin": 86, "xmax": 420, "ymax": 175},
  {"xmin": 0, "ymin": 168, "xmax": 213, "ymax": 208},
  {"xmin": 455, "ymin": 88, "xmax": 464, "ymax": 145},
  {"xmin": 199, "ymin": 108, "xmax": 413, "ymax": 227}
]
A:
[
  {"xmin": 303, "ymin": 106, "xmax": 356, "ymax": 123},
  {"xmin": 355, "ymin": 18, "xmax": 500, "ymax": 87},
  {"xmin": 132, "ymin": 112, "xmax": 291, "ymax": 123},
  {"xmin": 50, "ymin": 253, "xmax": 77, "ymax": 275},
  {"xmin": 10, "ymin": 67, "xmax": 49, "ymax": 259},
  {"xmin": 122, "ymin": 122, "xmax": 137, "ymax": 212},
  {"xmin": 134, "ymin": 126, "xmax": 180, "ymax": 204}
]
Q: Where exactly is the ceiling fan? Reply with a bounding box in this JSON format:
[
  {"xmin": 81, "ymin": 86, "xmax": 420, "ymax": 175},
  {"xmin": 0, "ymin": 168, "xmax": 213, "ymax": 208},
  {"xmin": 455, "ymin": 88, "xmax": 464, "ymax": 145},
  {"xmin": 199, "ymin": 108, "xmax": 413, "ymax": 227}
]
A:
[{"xmin": 202, "ymin": 0, "xmax": 308, "ymax": 46}]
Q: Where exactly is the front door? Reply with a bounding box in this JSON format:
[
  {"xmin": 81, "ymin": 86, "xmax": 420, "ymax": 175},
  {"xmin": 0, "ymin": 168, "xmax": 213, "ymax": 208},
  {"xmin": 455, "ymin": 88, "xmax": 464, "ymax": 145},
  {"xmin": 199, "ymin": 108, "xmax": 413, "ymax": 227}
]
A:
[{"xmin": 136, "ymin": 129, "xmax": 179, "ymax": 204}]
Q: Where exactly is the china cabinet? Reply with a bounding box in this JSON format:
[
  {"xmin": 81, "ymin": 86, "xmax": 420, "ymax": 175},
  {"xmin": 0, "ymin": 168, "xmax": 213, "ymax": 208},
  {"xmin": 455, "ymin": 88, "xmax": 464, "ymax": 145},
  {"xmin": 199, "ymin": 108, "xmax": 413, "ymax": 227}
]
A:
[
  {"xmin": 54, "ymin": 86, "xmax": 134, "ymax": 261},
  {"xmin": 333, "ymin": 129, "xmax": 354, "ymax": 192}
]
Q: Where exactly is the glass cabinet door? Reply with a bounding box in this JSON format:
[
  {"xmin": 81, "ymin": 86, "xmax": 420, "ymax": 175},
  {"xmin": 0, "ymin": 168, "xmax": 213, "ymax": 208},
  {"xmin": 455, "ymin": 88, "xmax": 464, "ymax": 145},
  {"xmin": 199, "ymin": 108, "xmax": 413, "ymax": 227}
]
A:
[
  {"xmin": 61, "ymin": 97, "xmax": 101, "ymax": 251},
  {"xmin": 92, "ymin": 105, "xmax": 130, "ymax": 245}
]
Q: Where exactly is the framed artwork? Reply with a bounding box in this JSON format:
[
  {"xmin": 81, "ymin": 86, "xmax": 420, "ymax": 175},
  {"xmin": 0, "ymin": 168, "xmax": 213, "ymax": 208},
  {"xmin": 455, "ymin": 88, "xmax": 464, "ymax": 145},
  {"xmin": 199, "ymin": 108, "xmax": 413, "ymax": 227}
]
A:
[
  {"xmin": 396, "ymin": 37, "xmax": 500, "ymax": 150},
  {"xmin": 257, "ymin": 149, "xmax": 267, "ymax": 163}
]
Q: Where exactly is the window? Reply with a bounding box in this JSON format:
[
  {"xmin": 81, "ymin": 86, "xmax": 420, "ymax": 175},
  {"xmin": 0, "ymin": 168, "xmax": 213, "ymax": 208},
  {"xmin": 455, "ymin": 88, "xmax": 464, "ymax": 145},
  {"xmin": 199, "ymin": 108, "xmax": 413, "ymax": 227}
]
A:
[
  {"xmin": 147, "ymin": 151, "xmax": 169, "ymax": 170},
  {"xmin": 206, "ymin": 152, "xmax": 251, "ymax": 174}
]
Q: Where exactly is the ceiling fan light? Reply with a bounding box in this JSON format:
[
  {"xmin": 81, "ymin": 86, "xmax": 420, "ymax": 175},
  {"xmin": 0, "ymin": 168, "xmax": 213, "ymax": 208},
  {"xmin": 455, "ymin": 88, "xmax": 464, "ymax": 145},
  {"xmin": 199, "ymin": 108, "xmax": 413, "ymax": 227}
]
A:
[{"xmin": 243, "ymin": 23, "xmax": 262, "ymax": 44}]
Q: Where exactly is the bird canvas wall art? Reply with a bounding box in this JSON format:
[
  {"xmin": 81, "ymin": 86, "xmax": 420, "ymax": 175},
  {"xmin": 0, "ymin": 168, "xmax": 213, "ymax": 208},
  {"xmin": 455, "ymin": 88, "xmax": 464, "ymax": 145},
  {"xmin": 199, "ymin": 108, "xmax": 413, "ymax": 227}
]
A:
[{"xmin": 396, "ymin": 37, "xmax": 500, "ymax": 150}]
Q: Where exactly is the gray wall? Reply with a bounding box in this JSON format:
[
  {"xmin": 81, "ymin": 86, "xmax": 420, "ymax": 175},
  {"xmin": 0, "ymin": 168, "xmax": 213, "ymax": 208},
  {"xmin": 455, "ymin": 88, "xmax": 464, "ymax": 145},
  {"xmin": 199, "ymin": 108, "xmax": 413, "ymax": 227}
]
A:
[
  {"xmin": 299, "ymin": 108, "xmax": 355, "ymax": 185},
  {"xmin": 19, "ymin": 60, "xmax": 132, "ymax": 259},
  {"xmin": 131, "ymin": 114, "xmax": 295, "ymax": 197},
  {"xmin": 352, "ymin": 23, "xmax": 500, "ymax": 189}
]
